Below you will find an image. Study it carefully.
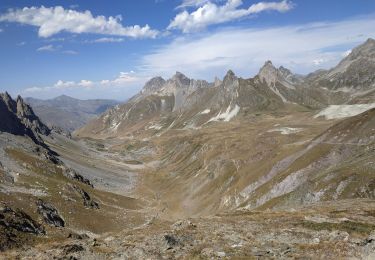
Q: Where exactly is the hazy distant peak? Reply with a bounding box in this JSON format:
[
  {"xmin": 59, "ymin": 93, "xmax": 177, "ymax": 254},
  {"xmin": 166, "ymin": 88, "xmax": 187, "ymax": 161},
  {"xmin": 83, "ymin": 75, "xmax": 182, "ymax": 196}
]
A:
[{"xmin": 54, "ymin": 94, "xmax": 76, "ymax": 101}]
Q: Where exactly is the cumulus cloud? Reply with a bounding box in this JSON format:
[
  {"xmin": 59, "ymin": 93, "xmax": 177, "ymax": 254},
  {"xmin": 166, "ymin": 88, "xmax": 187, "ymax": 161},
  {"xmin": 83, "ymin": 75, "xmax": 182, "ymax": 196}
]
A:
[
  {"xmin": 24, "ymin": 71, "xmax": 144, "ymax": 94},
  {"xmin": 168, "ymin": 0, "xmax": 294, "ymax": 32},
  {"xmin": 0, "ymin": 6, "xmax": 159, "ymax": 38},
  {"xmin": 142, "ymin": 16, "xmax": 375, "ymax": 79}
]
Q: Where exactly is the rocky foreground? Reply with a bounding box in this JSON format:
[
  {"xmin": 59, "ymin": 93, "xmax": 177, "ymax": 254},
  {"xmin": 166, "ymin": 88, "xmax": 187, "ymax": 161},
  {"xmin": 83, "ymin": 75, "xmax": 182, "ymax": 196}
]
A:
[{"xmin": 1, "ymin": 199, "xmax": 375, "ymax": 259}]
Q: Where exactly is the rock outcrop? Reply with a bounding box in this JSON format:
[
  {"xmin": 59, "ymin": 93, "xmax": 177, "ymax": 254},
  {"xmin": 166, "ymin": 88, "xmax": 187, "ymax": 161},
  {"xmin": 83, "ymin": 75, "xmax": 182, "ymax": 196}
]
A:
[
  {"xmin": 0, "ymin": 92, "xmax": 50, "ymax": 143},
  {"xmin": 36, "ymin": 200, "xmax": 65, "ymax": 228}
]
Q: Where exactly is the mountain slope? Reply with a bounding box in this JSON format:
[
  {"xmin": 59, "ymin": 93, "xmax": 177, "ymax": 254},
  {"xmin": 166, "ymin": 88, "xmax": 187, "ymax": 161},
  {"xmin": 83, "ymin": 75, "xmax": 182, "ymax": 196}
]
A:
[
  {"xmin": 307, "ymin": 38, "xmax": 375, "ymax": 104},
  {"xmin": 0, "ymin": 93, "xmax": 144, "ymax": 252},
  {"xmin": 25, "ymin": 95, "xmax": 119, "ymax": 132},
  {"xmin": 76, "ymin": 39, "xmax": 375, "ymax": 140}
]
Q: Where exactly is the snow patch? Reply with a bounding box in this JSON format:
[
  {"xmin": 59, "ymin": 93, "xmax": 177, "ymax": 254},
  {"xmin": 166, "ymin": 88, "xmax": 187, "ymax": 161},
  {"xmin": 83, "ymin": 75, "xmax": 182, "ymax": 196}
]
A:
[
  {"xmin": 148, "ymin": 123, "xmax": 163, "ymax": 130},
  {"xmin": 200, "ymin": 109, "xmax": 211, "ymax": 114},
  {"xmin": 270, "ymin": 85, "xmax": 288, "ymax": 103},
  {"xmin": 110, "ymin": 120, "xmax": 121, "ymax": 131},
  {"xmin": 268, "ymin": 127, "xmax": 303, "ymax": 135},
  {"xmin": 208, "ymin": 105, "xmax": 240, "ymax": 122},
  {"xmin": 314, "ymin": 103, "xmax": 375, "ymax": 119}
]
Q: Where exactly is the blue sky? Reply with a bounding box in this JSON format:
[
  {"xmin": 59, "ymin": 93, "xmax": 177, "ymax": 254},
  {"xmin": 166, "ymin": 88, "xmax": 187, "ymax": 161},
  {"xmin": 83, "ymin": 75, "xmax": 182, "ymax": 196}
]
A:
[{"xmin": 0, "ymin": 0, "xmax": 375, "ymax": 100}]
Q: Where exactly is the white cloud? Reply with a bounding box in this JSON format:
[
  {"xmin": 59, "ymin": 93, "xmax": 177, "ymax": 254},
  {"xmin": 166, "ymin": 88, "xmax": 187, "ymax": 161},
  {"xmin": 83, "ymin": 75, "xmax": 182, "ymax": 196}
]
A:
[
  {"xmin": 0, "ymin": 6, "xmax": 159, "ymax": 38},
  {"xmin": 0, "ymin": 28, "xmax": 3, "ymax": 32},
  {"xmin": 77, "ymin": 80, "xmax": 94, "ymax": 87},
  {"xmin": 91, "ymin": 37, "xmax": 125, "ymax": 43},
  {"xmin": 176, "ymin": 0, "xmax": 212, "ymax": 9},
  {"xmin": 24, "ymin": 71, "xmax": 145, "ymax": 93},
  {"xmin": 54, "ymin": 80, "xmax": 76, "ymax": 88},
  {"xmin": 37, "ymin": 44, "xmax": 59, "ymax": 52},
  {"xmin": 168, "ymin": 0, "xmax": 294, "ymax": 32},
  {"xmin": 36, "ymin": 44, "xmax": 77, "ymax": 54},
  {"xmin": 141, "ymin": 16, "xmax": 375, "ymax": 79}
]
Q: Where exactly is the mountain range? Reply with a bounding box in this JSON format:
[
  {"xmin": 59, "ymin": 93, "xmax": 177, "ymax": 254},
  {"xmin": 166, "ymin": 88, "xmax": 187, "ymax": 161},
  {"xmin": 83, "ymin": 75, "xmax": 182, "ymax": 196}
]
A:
[
  {"xmin": 1, "ymin": 39, "xmax": 375, "ymax": 259},
  {"xmin": 76, "ymin": 39, "xmax": 375, "ymax": 138},
  {"xmin": 25, "ymin": 95, "xmax": 119, "ymax": 132}
]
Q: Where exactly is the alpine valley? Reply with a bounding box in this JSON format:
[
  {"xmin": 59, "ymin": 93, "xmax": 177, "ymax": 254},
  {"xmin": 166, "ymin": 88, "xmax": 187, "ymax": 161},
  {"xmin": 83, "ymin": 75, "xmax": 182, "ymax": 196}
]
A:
[{"xmin": 1, "ymin": 39, "xmax": 375, "ymax": 259}]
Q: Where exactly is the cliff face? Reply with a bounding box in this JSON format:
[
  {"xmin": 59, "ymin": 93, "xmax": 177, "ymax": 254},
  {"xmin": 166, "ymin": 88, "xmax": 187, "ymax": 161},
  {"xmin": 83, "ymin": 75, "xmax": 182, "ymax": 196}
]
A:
[{"xmin": 0, "ymin": 92, "xmax": 50, "ymax": 143}]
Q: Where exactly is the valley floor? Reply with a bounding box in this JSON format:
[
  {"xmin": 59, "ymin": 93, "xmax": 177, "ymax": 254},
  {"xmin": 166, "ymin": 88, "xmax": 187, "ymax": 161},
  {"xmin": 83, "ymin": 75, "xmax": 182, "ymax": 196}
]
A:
[{"xmin": 1, "ymin": 109, "xmax": 375, "ymax": 259}]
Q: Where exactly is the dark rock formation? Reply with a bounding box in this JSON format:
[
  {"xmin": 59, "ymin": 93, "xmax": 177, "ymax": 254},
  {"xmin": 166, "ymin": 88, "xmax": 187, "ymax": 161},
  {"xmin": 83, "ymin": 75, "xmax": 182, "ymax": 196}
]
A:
[
  {"xmin": 0, "ymin": 206, "xmax": 44, "ymax": 251},
  {"xmin": 36, "ymin": 200, "xmax": 65, "ymax": 227},
  {"xmin": 71, "ymin": 185, "xmax": 99, "ymax": 209},
  {"xmin": 0, "ymin": 92, "xmax": 50, "ymax": 144},
  {"xmin": 63, "ymin": 167, "xmax": 93, "ymax": 187}
]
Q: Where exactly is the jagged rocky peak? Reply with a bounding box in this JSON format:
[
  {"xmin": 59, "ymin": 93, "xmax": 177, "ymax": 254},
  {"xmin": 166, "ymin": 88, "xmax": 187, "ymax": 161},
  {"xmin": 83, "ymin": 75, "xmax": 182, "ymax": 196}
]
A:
[
  {"xmin": 258, "ymin": 60, "xmax": 278, "ymax": 86},
  {"xmin": 171, "ymin": 71, "xmax": 191, "ymax": 86},
  {"xmin": 16, "ymin": 95, "xmax": 34, "ymax": 117},
  {"xmin": 0, "ymin": 91, "xmax": 17, "ymax": 112},
  {"xmin": 142, "ymin": 76, "xmax": 166, "ymax": 93},
  {"xmin": 322, "ymin": 37, "xmax": 375, "ymax": 91},
  {"xmin": 348, "ymin": 38, "xmax": 375, "ymax": 60},
  {"xmin": 16, "ymin": 95, "xmax": 50, "ymax": 136},
  {"xmin": 0, "ymin": 93, "xmax": 50, "ymax": 137},
  {"xmin": 278, "ymin": 66, "xmax": 292, "ymax": 77},
  {"xmin": 278, "ymin": 66, "xmax": 303, "ymax": 84},
  {"xmin": 214, "ymin": 76, "xmax": 222, "ymax": 87},
  {"xmin": 223, "ymin": 69, "xmax": 237, "ymax": 84}
]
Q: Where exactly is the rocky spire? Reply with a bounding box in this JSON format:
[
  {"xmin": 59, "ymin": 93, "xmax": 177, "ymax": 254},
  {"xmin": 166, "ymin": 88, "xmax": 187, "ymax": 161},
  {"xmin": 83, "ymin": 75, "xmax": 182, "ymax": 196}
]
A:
[
  {"xmin": 223, "ymin": 70, "xmax": 237, "ymax": 85},
  {"xmin": 16, "ymin": 96, "xmax": 50, "ymax": 136},
  {"xmin": 258, "ymin": 60, "xmax": 278, "ymax": 86},
  {"xmin": 142, "ymin": 76, "xmax": 166, "ymax": 93},
  {"xmin": 172, "ymin": 71, "xmax": 190, "ymax": 86}
]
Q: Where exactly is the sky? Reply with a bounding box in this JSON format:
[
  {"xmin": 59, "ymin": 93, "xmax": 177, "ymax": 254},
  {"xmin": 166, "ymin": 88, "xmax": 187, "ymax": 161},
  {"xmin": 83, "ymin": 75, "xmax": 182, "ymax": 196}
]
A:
[{"xmin": 0, "ymin": 0, "xmax": 375, "ymax": 100}]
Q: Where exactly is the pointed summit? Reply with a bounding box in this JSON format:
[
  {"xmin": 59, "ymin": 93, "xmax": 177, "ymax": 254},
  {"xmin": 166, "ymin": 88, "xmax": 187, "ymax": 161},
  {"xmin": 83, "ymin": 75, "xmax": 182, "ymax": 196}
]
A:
[
  {"xmin": 342, "ymin": 38, "xmax": 375, "ymax": 62},
  {"xmin": 172, "ymin": 71, "xmax": 190, "ymax": 86},
  {"xmin": 223, "ymin": 69, "xmax": 236, "ymax": 82},
  {"xmin": 258, "ymin": 60, "xmax": 278, "ymax": 86},
  {"xmin": 143, "ymin": 76, "xmax": 166, "ymax": 93}
]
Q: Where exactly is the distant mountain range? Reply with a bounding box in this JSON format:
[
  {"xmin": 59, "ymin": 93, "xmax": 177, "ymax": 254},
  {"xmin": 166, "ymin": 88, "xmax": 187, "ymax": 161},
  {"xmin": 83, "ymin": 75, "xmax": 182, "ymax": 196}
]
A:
[
  {"xmin": 25, "ymin": 95, "xmax": 119, "ymax": 132},
  {"xmin": 76, "ymin": 38, "xmax": 375, "ymax": 138}
]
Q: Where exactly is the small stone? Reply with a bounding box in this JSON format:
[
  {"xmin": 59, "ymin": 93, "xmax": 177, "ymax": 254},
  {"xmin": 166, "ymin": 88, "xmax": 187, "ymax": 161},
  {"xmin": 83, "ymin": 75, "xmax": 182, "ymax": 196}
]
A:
[{"xmin": 313, "ymin": 238, "xmax": 320, "ymax": 244}]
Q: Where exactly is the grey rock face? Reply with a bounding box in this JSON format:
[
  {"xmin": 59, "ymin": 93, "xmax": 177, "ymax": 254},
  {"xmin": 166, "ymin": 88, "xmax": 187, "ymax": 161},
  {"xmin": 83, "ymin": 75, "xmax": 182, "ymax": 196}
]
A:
[
  {"xmin": 62, "ymin": 167, "xmax": 94, "ymax": 187},
  {"xmin": 70, "ymin": 184, "xmax": 99, "ymax": 209},
  {"xmin": 0, "ymin": 92, "xmax": 50, "ymax": 144},
  {"xmin": 0, "ymin": 206, "xmax": 45, "ymax": 251},
  {"xmin": 309, "ymin": 38, "xmax": 375, "ymax": 97},
  {"xmin": 0, "ymin": 206, "xmax": 45, "ymax": 234},
  {"xmin": 36, "ymin": 200, "xmax": 65, "ymax": 227},
  {"xmin": 142, "ymin": 76, "xmax": 166, "ymax": 94},
  {"xmin": 16, "ymin": 95, "xmax": 50, "ymax": 136}
]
